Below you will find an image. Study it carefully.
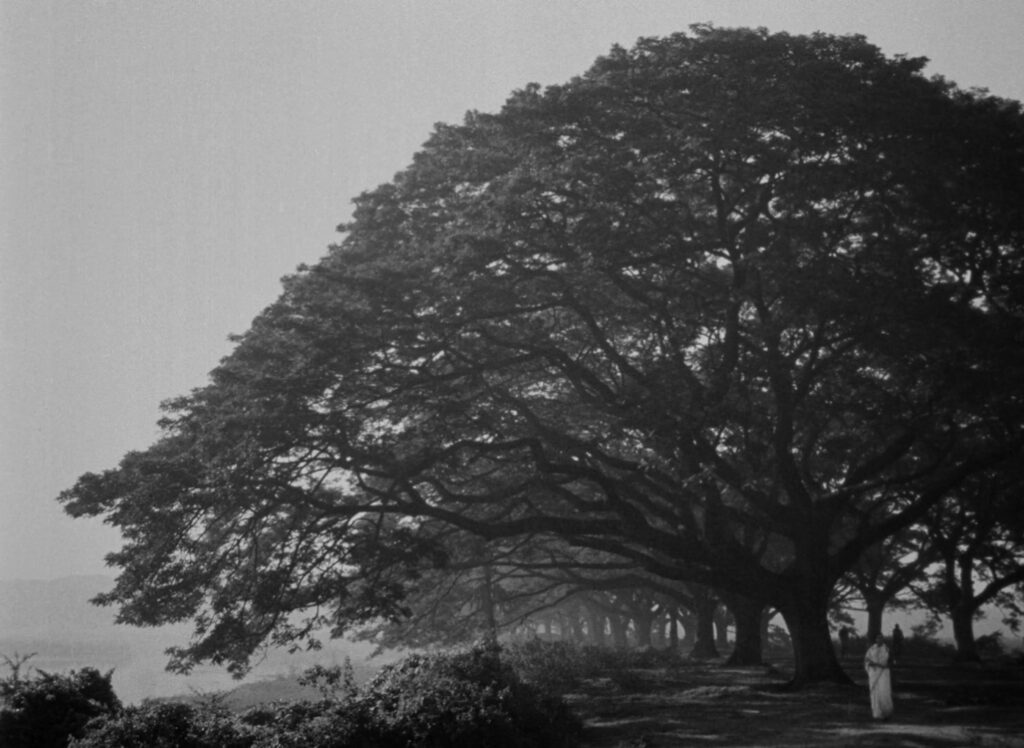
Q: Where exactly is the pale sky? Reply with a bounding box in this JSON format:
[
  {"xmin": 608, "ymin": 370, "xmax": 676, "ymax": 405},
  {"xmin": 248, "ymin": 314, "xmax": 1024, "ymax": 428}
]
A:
[{"xmin": 3, "ymin": 1, "xmax": 1023, "ymax": 582}]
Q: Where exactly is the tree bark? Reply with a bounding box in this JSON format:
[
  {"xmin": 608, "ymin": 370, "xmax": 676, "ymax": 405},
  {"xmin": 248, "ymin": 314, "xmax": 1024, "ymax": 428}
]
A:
[
  {"xmin": 634, "ymin": 610, "xmax": 655, "ymax": 648},
  {"xmin": 668, "ymin": 607, "xmax": 680, "ymax": 652},
  {"xmin": 609, "ymin": 614, "xmax": 629, "ymax": 649},
  {"xmin": 760, "ymin": 607, "xmax": 772, "ymax": 650},
  {"xmin": 779, "ymin": 590, "xmax": 851, "ymax": 685},
  {"xmin": 569, "ymin": 609, "xmax": 586, "ymax": 643},
  {"xmin": 689, "ymin": 594, "xmax": 720, "ymax": 659},
  {"xmin": 724, "ymin": 595, "xmax": 764, "ymax": 666},
  {"xmin": 555, "ymin": 613, "xmax": 568, "ymax": 641},
  {"xmin": 679, "ymin": 612, "xmax": 697, "ymax": 649},
  {"xmin": 951, "ymin": 602, "xmax": 981, "ymax": 662},
  {"xmin": 714, "ymin": 605, "xmax": 732, "ymax": 649},
  {"xmin": 586, "ymin": 610, "xmax": 606, "ymax": 647},
  {"xmin": 480, "ymin": 563, "xmax": 498, "ymax": 644},
  {"xmin": 864, "ymin": 592, "xmax": 885, "ymax": 643}
]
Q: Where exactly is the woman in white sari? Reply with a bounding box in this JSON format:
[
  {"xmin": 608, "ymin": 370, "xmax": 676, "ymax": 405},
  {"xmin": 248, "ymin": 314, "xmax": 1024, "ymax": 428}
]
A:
[{"xmin": 863, "ymin": 634, "xmax": 894, "ymax": 720}]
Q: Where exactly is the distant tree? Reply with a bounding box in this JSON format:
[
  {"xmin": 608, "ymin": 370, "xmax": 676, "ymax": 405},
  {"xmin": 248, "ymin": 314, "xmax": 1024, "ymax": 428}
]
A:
[
  {"xmin": 351, "ymin": 532, "xmax": 583, "ymax": 651},
  {"xmin": 913, "ymin": 471, "xmax": 1024, "ymax": 661},
  {"xmin": 60, "ymin": 26, "xmax": 1024, "ymax": 686},
  {"xmin": 0, "ymin": 652, "xmax": 37, "ymax": 699},
  {"xmin": 677, "ymin": 585, "xmax": 721, "ymax": 659},
  {"xmin": 843, "ymin": 527, "xmax": 936, "ymax": 642}
]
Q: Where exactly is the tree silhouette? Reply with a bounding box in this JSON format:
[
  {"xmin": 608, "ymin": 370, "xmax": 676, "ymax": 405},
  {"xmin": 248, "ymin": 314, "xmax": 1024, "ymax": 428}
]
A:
[
  {"xmin": 60, "ymin": 26, "xmax": 1024, "ymax": 685},
  {"xmin": 914, "ymin": 471, "xmax": 1024, "ymax": 661}
]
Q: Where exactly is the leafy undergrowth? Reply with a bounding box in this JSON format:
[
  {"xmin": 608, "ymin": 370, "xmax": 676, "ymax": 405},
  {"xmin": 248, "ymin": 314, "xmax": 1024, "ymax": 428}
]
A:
[
  {"xmin": 568, "ymin": 655, "xmax": 1024, "ymax": 747},
  {"xmin": 67, "ymin": 646, "xmax": 582, "ymax": 748}
]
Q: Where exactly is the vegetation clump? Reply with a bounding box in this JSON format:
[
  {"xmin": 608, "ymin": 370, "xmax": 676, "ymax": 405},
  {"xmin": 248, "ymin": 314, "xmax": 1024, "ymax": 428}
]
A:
[
  {"xmin": 4, "ymin": 646, "xmax": 580, "ymax": 748},
  {"xmin": 0, "ymin": 655, "xmax": 120, "ymax": 748},
  {"xmin": 70, "ymin": 701, "xmax": 249, "ymax": 748}
]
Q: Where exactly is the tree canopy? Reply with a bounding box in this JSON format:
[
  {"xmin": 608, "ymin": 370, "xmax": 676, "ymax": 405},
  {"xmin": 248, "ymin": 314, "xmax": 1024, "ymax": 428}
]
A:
[{"xmin": 60, "ymin": 26, "xmax": 1024, "ymax": 685}]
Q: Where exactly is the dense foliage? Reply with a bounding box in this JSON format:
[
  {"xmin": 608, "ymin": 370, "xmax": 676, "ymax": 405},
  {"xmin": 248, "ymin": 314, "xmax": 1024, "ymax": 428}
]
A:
[
  {"xmin": 70, "ymin": 701, "xmax": 249, "ymax": 748},
  {"xmin": 356, "ymin": 645, "xmax": 581, "ymax": 747},
  {"xmin": 0, "ymin": 664, "xmax": 120, "ymax": 748},
  {"xmin": 60, "ymin": 25, "xmax": 1024, "ymax": 685},
  {"xmin": 69, "ymin": 646, "xmax": 580, "ymax": 748}
]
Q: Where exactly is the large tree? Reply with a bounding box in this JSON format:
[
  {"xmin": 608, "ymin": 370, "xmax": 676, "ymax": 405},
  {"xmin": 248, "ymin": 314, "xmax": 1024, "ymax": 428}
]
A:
[
  {"xmin": 60, "ymin": 26, "xmax": 1024, "ymax": 685},
  {"xmin": 914, "ymin": 471, "xmax": 1024, "ymax": 661}
]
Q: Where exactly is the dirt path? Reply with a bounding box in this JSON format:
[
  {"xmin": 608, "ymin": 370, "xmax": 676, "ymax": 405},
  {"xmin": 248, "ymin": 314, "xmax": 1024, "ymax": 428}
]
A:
[{"xmin": 570, "ymin": 656, "xmax": 1024, "ymax": 747}]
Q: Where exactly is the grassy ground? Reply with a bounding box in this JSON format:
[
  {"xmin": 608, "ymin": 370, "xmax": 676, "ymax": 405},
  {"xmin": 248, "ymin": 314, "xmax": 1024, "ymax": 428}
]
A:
[{"xmin": 568, "ymin": 653, "xmax": 1024, "ymax": 747}]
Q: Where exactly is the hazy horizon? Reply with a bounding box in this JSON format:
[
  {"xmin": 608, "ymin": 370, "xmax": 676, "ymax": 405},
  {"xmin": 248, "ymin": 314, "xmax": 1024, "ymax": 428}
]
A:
[{"xmin": 2, "ymin": 573, "xmax": 1018, "ymax": 704}]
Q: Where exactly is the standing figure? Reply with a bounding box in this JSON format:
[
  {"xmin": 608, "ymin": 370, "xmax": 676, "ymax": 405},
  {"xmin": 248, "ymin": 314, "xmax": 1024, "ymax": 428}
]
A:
[
  {"xmin": 891, "ymin": 624, "xmax": 904, "ymax": 664},
  {"xmin": 864, "ymin": 635, "xmax": 893, "ymax": 720},
  {"xmin": 838, "ymin": 626, "xmax": 852, "ymax": 657}
]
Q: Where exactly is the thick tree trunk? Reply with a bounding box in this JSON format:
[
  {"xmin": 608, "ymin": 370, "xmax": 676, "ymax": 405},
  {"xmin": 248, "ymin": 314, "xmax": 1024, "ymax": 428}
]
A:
[
  {"xmin": 586, "ymin": 611, "xmax": 606, "ymax": 646},
  {"xmin": 761, "ymin": 607, "xmax": 772, "ymax": 649},
  {"xmin": 864, "ymin": 593, "xmax": 885, "ymax": 643},
  {"xmin": 634, "ymin": 611, "xmax": 655, "ymax": 648},
  {"xmin": 951, "ymin": 603, "xmax": 981, "ymax": 662},
  {"xmin": 480, "ymin": 563, "xmax": 498, "ymax": 644},
  {"xmin": 651, "ymin": 614, "xmax": 665, "ymax": 648},
  {"xmin": 609, "ymin": 614, "xmax": 629, "ymax": 649},
  {"xmin": 680, "ymin": 613, "xmax": 697, "ymax": 649},
  {"xmin": 724, "ymin": 595, "xmax": 764, "ymax": 666},
  {"xmin": 779, "ymin": 591, "xmax": 851, "ymax": 685},
  {"xmin": 714, "ymin": 605, "xmax": 732, "ymax": 649},
  {"xmin": 689, "ymin": 595, "xmax": 719, "ymax": 659},
  {"xmin": 569, "ymin": 610, "xmax": 586, "ymax": 643}
]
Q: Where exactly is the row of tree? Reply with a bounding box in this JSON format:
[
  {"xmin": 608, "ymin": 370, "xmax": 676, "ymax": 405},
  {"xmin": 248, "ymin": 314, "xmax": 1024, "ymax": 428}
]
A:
[
  {"xmin": 351, "ymin": 504, "xmax": 1024, "ymax": 666},
  {"xmin": 60, "ymin": 26, "xmax": 1024, "ymax": 686}
]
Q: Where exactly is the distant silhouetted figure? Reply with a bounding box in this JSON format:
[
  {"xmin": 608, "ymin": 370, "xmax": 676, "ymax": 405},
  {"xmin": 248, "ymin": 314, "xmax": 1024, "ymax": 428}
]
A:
[
  {"xmin": 838, "ymin": 626, "xmax": 852, "ymax": 657},
  {"xmin": 864, "ymin": 634, "xmax": 893, "ymax": 720},
  {"xmin": 891, "ymin": 624, "xmax": 904, "ymax": 664}
]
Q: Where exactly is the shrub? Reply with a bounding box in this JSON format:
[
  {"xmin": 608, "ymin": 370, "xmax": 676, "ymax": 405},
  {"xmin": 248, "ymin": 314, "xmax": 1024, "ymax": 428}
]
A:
[
  {"xmin": 902, "ymin": 633, "xmax": 956, "ymax": 660},
  {"xmin": 0, "ymin": 665, "xmax": 120, "ymax": 748},
  {"xmin": 240, "ymin": 700, "xmax": 379, "ymax": 748},
  {"xmin": 976, "ymin": 632, "xmax": 1007, "ymax": 659},
  {"xmin": 502, "ymin": 640, "xmax": 584, "ymax": 695},
  {"xmin": 67, "ymin": 646, "xmax": 582, "ymax": 748},
  {"xmin": 70, "ymin": 701, "xmax": 251, "ymax": 748},
  {"xmin": 361, "ymin": 645, "xmax": 581, "ymax": 747}
]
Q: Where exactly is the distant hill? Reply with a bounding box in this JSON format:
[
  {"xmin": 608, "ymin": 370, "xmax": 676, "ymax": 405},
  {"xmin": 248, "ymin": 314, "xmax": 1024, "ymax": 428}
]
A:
[{"xmin": 0, "ymin": 576, "xmax": 390, "ymax": 704}]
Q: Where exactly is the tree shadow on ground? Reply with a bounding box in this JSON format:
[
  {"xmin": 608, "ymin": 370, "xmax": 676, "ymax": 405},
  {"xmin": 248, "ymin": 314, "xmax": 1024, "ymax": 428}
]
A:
[{"xmin": 570, "ymin": 655, "xmax": 1024, "ymax": 747}]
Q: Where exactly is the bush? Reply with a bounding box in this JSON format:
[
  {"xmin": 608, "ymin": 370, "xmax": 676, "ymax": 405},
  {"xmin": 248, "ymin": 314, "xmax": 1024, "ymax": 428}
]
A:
[
  {"xmin": 976, "ymin": 632, "xmax": 1007, "ymax": 659},
  {"xmin": 69, "ymin": 701, "xmax": 251, "ymax": 748},
  {"xmin": 0, "ymin": 665, "xmax": 120, "ymax": 748},
  {"xmin": 902, "ymin": 633, "xmax": 956, "ymax": 660},
  {"xmin": 502, "ymin": 640, "xmax": 585, "ymax": 695},
  {"xmin": 68, "ymin": 646, "xmax": 581, "ymax": 748},
  {"xmin": 361, "ymin": 645, "xmax": 581, "ymax": 747}
]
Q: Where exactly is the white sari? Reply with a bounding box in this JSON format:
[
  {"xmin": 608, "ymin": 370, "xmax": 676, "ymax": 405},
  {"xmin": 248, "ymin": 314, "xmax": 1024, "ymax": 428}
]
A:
[{"xmin": 864, "ymin": 643, "xmax": 893, "ymax": 719}]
